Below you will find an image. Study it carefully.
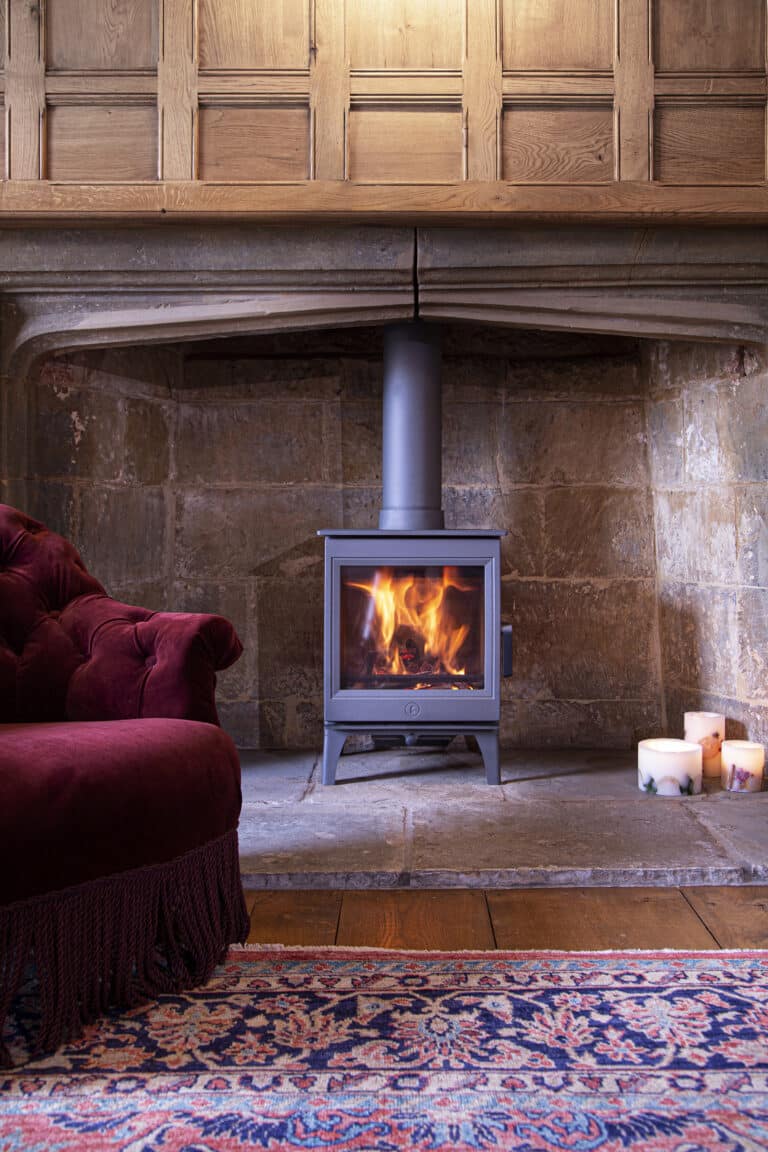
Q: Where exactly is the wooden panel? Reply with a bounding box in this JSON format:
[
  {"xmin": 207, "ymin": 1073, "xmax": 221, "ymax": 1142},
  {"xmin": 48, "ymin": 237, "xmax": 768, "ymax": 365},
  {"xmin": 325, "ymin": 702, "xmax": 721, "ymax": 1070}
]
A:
[
  {"xmin": 5, "ymin": 183, "xmax": 768, "ymax": 222},
  {"xmin": 198, "ymin": 0, "xmax": 309, "ymax": 70},
  {"xmin": 6, "ymin": 0, "xmax": 45, "ymax": 179},
  {"xmin": 158, "ymin": 0, "xmax": 196, "ymax": 180},
  {"xmin": 464, "ymin": 0, "xmax": 502, "ymax": 181},
  {"xmin": 47, "ymin": 104, "xmax": 157, "ymax": 180},
  {"xmin": 348, "ymin": 107, "xmax": 463, "ymax": 182},
  {"xmin": 347, "ymin": 0, "xmax": 462, "ymax": 69},
  {"xmin": 683, "ymin": 886, "xmax": 768, "ymax": 948},
  {"xmin": 46, "ymin": 0, "xmax": 158, "ymax": 71},
  {"xmin": 502, "ymin": 103, "xmax": 613, "ymax": 182},
  {"xmin": 653, "ymin": 0, "xmax": 765, "ymax": 73},
  {"xmin": 615, "ymin": 0, "xmax": 653, "ymax": 181},
  {"xmin": 0, "ymin": 102, "xmax": 4, "ymax": 178},
  {"xmin": 502, "ymin": 0, "xmax": 614, "ymax": 72},
  {"xmin": 246, "ymin": 890, "xmax": 343, "ymax": 945},
  {"xmin": 337, "ymin": 890, "xmax": 496, "ymax": 950},
  {"xmin": 654, "ymin": 103, "xmax": 765, "ymax": 183},
  {"xmin": 310, "ymin": 0, "xmax": 347, "ymax": 180},
  {"xmin": 488, "ymin": 888, "xmax": 720, "ymax": 950},
  {"xmin": 0, "ymin": 3, "xmax": 5, "ymax": 71},
  {"xmin": 198, "ymin": 105, "xmax": 310, "ymax": 180}
]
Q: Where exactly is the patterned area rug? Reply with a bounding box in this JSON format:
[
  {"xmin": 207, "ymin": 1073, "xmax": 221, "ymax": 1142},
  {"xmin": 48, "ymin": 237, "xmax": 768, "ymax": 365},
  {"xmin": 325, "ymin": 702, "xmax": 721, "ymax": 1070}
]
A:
[{"xmin": 2, "ymin": 947, "xmax": 768, "ymax": 1151}]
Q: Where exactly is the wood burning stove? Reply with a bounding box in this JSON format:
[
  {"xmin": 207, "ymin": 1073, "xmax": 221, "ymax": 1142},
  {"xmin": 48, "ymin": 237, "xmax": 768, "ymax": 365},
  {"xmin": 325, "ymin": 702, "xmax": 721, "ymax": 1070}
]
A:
[{"xmin": 320, "ymin": 323, "xmax": 511, "ymax": 784}]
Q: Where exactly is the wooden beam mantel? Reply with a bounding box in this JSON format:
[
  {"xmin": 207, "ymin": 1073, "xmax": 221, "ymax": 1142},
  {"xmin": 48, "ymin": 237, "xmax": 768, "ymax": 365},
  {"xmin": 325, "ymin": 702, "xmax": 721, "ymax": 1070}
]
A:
[{"xmin": 2, "ymin": 181, "xmax": 768, "ymax": 224}]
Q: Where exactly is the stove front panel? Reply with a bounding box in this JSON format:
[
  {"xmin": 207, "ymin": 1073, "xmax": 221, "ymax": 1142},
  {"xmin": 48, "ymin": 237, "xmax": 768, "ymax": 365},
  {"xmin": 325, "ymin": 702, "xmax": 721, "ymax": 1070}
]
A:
[{"xmin": 324, "ymin": 535, "xmax": 501, "ymax": 724}]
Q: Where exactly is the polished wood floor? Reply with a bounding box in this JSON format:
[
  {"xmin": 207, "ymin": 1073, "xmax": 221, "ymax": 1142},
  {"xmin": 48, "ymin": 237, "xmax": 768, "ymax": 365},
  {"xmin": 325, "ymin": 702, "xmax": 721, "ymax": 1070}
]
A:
[{"xmin": 244, "ymin": 887, "xmax": 768, "ymax": 951}]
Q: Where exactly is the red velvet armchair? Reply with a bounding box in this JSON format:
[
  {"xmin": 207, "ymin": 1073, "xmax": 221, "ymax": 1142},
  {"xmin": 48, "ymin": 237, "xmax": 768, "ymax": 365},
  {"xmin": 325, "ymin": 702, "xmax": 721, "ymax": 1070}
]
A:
[{"xmin": 0, "ymin": 504, "xmax": 249, "ymax": 1065}]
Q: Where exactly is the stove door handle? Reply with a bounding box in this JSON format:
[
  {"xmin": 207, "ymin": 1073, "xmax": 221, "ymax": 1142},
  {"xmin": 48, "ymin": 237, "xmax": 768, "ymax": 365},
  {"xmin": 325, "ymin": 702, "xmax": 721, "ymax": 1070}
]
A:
[{"xmin": 501, "ymin": 624, "xmax": 513, "ymax": 677}]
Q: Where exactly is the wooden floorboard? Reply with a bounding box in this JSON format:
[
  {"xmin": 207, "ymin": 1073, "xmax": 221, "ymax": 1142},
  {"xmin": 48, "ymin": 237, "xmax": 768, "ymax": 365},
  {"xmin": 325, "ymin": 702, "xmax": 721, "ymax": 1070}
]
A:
[
  {"xmin": 336, "ymin": 890, "xmax": 496, "ymax": 950},
  {"xmin": 682, "ymin": 886, "xmax": 768, "ymax": 949},
  {"xmin": 243, "ymin": 886, "xmax": 768, "ymax": 951},
  {"xmin": 487, "ymin": 888, "xmax": 719, "ymax": 951},
  {"xmin": 246, "ymin": 890, "xmax": 343, "ymax": 946}
]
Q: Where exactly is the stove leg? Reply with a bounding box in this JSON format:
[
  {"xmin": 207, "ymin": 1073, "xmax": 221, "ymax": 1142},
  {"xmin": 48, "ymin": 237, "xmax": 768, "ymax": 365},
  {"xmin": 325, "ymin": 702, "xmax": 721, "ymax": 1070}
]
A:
[
  {"xmin": 322, "ymin": 727, "xmax": 347, "ymax": 785},
  {"xmin": 476, "ymin": 730, "xmax": 500, "ymax": 785}
]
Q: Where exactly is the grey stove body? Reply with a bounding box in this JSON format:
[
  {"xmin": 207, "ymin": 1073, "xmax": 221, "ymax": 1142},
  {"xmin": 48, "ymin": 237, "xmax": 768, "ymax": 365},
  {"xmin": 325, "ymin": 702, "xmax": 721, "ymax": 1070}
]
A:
[{"xmin": 319, "ymin": 323, "xmax": 511, "ymax": 785}]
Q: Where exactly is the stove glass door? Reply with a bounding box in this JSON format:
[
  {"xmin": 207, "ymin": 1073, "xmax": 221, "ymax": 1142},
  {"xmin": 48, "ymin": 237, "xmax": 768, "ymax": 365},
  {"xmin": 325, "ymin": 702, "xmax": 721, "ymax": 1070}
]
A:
[{"xmin": 339, "ymin": 564, "xmax": 485, "ymax": 692}]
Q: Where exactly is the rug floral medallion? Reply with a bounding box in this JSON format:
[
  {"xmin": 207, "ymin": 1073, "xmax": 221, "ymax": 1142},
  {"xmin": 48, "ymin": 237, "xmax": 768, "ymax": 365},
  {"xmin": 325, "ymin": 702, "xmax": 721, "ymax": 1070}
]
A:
[{"xmin": 2, "ymin": 947, "xmax": 768, "ymax": 1151}]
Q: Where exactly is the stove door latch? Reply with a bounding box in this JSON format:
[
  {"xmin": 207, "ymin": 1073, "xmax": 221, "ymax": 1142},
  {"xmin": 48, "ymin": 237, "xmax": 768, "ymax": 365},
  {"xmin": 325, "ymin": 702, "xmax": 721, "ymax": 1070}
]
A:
[{"xmin": 501, "ymin": 624, "xmax": 513, "ymax": 677}]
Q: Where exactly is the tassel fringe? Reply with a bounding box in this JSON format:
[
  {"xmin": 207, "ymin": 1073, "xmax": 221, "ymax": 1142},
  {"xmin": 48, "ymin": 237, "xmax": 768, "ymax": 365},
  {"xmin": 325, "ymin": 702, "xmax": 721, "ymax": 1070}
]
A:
[{"xmin": 0, "ymin": 829, "xmax": 249, "ymax": 1067}]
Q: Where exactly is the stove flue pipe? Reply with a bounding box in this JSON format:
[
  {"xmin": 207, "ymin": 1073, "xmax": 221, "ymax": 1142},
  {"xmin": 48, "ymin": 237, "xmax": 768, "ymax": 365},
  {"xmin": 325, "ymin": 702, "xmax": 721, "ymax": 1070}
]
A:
[{"xmin": 379, "ymin": 322, "xmax": 444, "ymax": 531}]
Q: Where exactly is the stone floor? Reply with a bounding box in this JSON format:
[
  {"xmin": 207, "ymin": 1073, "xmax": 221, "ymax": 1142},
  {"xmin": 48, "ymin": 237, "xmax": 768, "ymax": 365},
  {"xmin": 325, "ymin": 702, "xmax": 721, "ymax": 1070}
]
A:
[{"xmin": 238, "ymin": 745, "xmax": 768, "ymax": 889}]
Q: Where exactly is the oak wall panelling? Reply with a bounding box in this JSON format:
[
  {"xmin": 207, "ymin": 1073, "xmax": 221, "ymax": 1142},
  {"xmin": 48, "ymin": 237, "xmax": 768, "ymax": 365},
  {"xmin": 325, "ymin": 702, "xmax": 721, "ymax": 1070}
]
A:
[
  {"xmin": 347, "ymin": 104, "xmax": 463, "ymax": 183},
  {"xmin": 501, "ymin": 0, "xmax": 614, "ymax": 72},
  {"xmin": 347, "ymin": 0, "xmax": 463, "ymax": 70},
  {"xmin": 198, "ymin": 0, "xmax": 309, "ymax": 70},
  {"xmin": 198, "ymin": 103, "xmax": 311, "ymax": 181},
  {"xmin": 46, "ymin": 0, "xmax": 158, "ymax": 72},
  {"xmin": 46, "ymin": 102, "xmax": 158, "ymax": 181},
  {"xmin": 1, "ymin": 0, "xmax": 768, "ymax": 218},
  {"xmin": 654, "ymin": 100, "xmax": 766, "ymax": 184},
  {"xmin": 502, "ymin": 101, "xmax": 614, "ymax": 183},
  {"xmin": 653, "ymin": 0, "xmax": 765, "ymax": 74}
]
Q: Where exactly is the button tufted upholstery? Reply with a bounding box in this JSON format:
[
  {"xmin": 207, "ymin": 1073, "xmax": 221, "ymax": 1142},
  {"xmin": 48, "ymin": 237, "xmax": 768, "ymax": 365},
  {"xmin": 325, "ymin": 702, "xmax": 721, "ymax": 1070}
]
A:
[
  {"xmin": 0, "ymin": 504, "xmax": 249, "ymax": 1065},
  {"xmin": 0, "ymin": 504, "xmax": 242, "ymax": 724}
]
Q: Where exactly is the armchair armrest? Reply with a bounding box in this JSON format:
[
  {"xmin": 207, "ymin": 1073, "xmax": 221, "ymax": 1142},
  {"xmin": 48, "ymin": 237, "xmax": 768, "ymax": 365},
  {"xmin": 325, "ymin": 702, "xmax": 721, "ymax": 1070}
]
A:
[{"xmin": 63, "ymin": 594, "xmax": 243, "ymax": 724}]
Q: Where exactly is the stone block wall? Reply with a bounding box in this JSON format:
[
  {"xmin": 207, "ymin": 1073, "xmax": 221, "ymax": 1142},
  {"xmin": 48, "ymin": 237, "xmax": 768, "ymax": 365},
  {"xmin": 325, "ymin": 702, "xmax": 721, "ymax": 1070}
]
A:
[
  {"xmin": 646, "ymin": 341, "xmax": 768, "ymax": 745},
  {"xmin": 16, "ymin": 324, "xmax": 669, "ymax": 750}
]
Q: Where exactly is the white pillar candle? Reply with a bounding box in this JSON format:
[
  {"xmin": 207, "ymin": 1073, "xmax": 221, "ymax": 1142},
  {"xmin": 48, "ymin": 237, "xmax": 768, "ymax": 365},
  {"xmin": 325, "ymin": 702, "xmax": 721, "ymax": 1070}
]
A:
[
  {"xmin": 683, "ymin": 711, "xmax": 726, "ymax": 778},
  {"xmin": 638, "ymin": 738, "xmax": 703, "ymax": 797},
  {"xmin": 720, "ymin": 740, "xmax": 765, "ymax": 793}
]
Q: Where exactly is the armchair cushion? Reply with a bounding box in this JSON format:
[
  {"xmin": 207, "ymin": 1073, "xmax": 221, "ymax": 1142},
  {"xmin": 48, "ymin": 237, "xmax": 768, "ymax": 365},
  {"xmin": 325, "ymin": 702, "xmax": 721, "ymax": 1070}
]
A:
[{"xmin": 0, "ymin": 718, "xmax": 242, "ymax": 907}]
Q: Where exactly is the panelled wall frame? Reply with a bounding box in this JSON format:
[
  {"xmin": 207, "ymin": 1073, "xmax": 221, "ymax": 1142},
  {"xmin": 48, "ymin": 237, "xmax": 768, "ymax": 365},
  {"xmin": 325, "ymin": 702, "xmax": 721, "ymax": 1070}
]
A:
[{"xmin": 1, "ymin": 0, "xmax": 768, "ymax": 221}]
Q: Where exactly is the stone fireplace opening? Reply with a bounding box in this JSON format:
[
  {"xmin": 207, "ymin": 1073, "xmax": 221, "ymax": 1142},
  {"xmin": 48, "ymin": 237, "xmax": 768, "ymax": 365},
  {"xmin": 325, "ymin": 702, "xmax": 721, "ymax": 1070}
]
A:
[{"xmin": 7, "ymin": 319, "xmax": 767, "ymax": 763}]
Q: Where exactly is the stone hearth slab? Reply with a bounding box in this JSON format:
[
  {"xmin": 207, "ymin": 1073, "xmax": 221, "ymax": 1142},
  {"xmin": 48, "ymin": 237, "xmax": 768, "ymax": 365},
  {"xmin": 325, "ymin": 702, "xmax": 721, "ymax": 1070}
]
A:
[{"xmin": 238, "ymin": 749, "xmax": 766, "ymax": 889}]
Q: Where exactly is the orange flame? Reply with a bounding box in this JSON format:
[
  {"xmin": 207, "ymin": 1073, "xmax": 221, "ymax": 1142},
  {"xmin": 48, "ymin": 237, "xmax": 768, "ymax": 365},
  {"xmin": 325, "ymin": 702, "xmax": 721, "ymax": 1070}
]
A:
[{"xmin": 347, "ymin": 567, "xmax": 475, "ymax": 677}]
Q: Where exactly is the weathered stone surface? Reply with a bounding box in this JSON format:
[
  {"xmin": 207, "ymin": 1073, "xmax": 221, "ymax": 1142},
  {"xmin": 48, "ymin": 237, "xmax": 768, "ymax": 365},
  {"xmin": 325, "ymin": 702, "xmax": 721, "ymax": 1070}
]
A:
[
  {"xmin": 125, "ymin": 399, "xmax": 170, "ymax": 484},
  {"xmin": 503, "ymin": 579, "xmax": 659, "ymax": 700},
  {"xmin": 256, "ymin": 576, "xmax": 322, "ymax": 700},
  {"xmin": 340, "ymin": 401, "xmax": 381, "ymax": 485},
  {"xmin": 175, "ymin": 401, "xmax": 329, "ymax": 485},
  {"xmin": 544, "ymin": 487, "xmax": 654, "ymax": 579},
  {"xmin": 83, "ymin": 346, "xmax": 181, "ymax": 399},
  {"xmin": 217, "ymin": 699, "xmax": 263, "ymax": 748},
  {"xmin": 257, "ymin": 694, "xmax": 323, "ymax": 750},
  {"xmin": 659, "ymin": 582, "xmax": 739, "ymax": 696},
  {"xmin": 341, "ymin": 485, "xmax": 381, "ymax": 528},
  {"xmin": 685, "ymin": 376, "xmax": 768, "ymax": 484},
  {"xmin": 737, "ymin": 487, "xmax": 768, "ymax": 587},
  {"xmin": 444, "ymin": 401, "xmax": 500, "ymax": 486},
  {"xmin": 77, "ymin": 486, "xmax": 168, "ymax": 588},
  {"xmin": 175, "ymin": 487, "xmax": 340, "ymax": 580},
  {"xmin": 444, "ymin": 486, "xmax": 545, "ymax": 577},
  {"xmin": 738, "ymin": 587, "xmax": 768, "ymax": 700},
  {"xmin": 441, "ymin": 357, "xmax": 503, "ymax": 404},
  {"xmin": 691, "ymin": 793, "xmax": 768, "ymax": 881},
  {"xmin": 22, "ymin": 481, "xmax": 75, "ymax": 539},
  {"xmin": 506, "ymin": 355, "xmax": 641, "ymax": 398},
  {"xmin": 231, "ymin": 357, "xmax": 345, "ymax": 402},
  {"xmin": 653, "ymin": 488, "xmax": 738, "ymax": 584},
  {"xmin": 648, "ymin": 341, "xmax": 748, "ymax": 392},
  {"xmin": 238, "ymin": 804, "xmax": 409, "ymax": 886},
  {"xmin": 408, "ymin": 795, "xmax": 732, "ymax": 886},
  {"xmin": 240, "ymin": 750, "xmax": 315, "ymax": 804},
  {"xmin": 647, "ymin": 392, "xmax": 684, "ymax": 486},
  {"xmin": 500, "ymin": 698, "xmax": 662, "ymax": 749},
  {"xmin": 31, "ymin": 383, "xmax": 125, "ymax": 480},
  {"xmin": 499, "ymin": 400, "xmax": 647, "ymax": 486}
]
